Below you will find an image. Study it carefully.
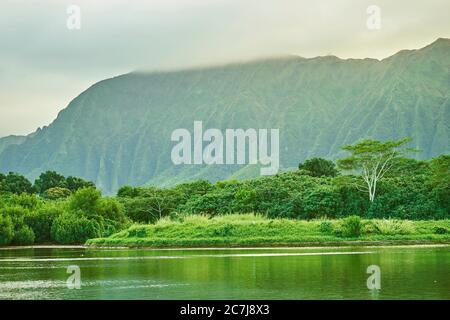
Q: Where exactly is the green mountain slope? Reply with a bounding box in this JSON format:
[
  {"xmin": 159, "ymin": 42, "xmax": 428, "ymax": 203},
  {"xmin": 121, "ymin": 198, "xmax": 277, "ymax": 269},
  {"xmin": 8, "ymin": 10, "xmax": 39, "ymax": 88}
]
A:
[
  {"xmin": 1, "ymin": 39, "xmax": 449, "ymax": 193},
  {"xmin": 0, "ymin": 135, "xmax": 26, "ymax": 155}
]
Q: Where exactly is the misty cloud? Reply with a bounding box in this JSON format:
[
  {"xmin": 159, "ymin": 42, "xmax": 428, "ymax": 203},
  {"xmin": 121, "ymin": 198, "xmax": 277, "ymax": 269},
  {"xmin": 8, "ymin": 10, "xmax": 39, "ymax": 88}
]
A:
[{"xmin": 0, "ymin": 0, "xmax": 449, "ymax": 136}]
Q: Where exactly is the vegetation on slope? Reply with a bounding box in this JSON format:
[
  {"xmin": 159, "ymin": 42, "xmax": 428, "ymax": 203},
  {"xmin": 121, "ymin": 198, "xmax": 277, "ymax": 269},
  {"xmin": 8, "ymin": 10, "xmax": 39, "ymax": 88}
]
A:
[
  {"xmin": 0, "ymin": 138, "xmax": 448, "ymax": 246},
  {"xmin": 0, "ymin": 188, "xmax": 128, "ymax": 245},
  {"xmin": 116, "ymin": 154, "xmax": 449, "ymax": 222},
  {"xmin": 0, "ymin": 39, "xmax": 449, "ymax": 193},
  {"xmin": 87, "ymin": 214, "xmax": 450, "ymax": 247}
]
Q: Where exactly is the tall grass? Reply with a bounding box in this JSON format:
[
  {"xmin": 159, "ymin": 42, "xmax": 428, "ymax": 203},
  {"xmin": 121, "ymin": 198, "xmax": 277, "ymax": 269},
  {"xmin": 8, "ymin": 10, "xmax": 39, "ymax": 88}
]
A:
[
  {"xmin": 86, "ymin": 214, "xmax": 450, "ymax": 247},
  {"xmin": 364, "ymin": 219, "xmax": 416, "ymax": 235}
]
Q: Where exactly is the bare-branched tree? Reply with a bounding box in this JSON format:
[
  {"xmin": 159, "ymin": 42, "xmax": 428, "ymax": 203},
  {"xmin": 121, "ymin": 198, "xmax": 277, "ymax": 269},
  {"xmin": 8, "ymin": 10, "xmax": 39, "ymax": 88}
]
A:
[{"xmin": 337, "ymin": 138, "xmax": 417, "ymax": 202}]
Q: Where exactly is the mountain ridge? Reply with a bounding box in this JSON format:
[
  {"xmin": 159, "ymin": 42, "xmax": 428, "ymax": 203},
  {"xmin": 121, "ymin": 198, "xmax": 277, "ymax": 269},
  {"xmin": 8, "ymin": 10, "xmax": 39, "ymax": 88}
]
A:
[{"xmin": 1, "ymin": 38, "xmax": 449, "ymax": 193}]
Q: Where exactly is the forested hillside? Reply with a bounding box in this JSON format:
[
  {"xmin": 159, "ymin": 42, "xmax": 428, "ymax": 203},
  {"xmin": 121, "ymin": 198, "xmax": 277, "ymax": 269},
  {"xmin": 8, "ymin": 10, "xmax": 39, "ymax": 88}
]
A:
[{"xmin": 0, "ymin": 38, "xmax": 449, "ymax": 193}]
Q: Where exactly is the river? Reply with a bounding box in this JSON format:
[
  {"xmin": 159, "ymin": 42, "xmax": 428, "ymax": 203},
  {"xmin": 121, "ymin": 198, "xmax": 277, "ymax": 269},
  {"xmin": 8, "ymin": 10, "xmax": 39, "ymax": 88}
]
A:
[{"xmin": 0, "ymin": 245, "xmax": 448, "ymax": 299}]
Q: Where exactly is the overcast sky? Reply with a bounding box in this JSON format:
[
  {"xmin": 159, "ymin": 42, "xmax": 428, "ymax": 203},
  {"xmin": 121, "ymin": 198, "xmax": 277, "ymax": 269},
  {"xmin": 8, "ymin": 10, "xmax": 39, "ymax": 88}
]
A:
[{"xmin": 1, "ymin": 0, "xmax": 449, "ymax": 137}]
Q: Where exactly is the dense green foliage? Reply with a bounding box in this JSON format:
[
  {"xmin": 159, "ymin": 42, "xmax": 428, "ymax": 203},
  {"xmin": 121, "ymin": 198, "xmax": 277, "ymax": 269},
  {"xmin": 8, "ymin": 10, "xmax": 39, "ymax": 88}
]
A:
[
  {"xmin": 0, "ymin": 151, "xmax": 448, "ymax": 246},
  {"xmin": 117, "ymin": 155, "xmax": 449, "ymax": 222},
  {"xmin": 338, "ymin": 216, "xmax": 362, "ymax": 237},
  {"xmin": 0, "ymin": 172, "xmax": 34, "ymax": 194},
  {"xmin": 87, "ymin": 214, "xmax": 450, "ymax": 247},
  {"xmin": 43, "ymin": 187, "xmax": 72, "ymax": 200},
  {"xmin": 0, "ymin": 214, "xmax": 14, "ymax": 245},
  {"xmin": 337, "ymin": 138, "xmax": 417, "ymax": 202},
  {"xmin": 51, "ymin": 215, "xmax": 101, "ymax": 244},
  {"xmin": 34, "ymin": 171, "xmax": 67, "ymax": 195},
  {"xmin": 0, "ymin": 39, "xmax": 449, "ymax": 193},
  {"xmin": 0, "ymin": 187, "xmax": 129, "ymax": 245},
  {"xmin": 35, "ymin": 171, "xmax": 94, "ymax": 196},
  {"xmin": 298, "ymin": 158, "xmax": 338, "ymax": 177},
  {"xmin": 0, "ymin": 170, "xmax": 93, "ymax": 197}
]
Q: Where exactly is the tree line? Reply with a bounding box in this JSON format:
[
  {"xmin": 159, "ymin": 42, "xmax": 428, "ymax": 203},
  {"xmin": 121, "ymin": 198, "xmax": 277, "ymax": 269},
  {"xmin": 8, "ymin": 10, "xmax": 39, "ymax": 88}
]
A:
[
  {"xmin": 0, "ymin": 170, "xmax": 95, "ymax": 198},
  {"xmin": 0, "ymin": 138, "xmax": 449, "ymax": 245}
]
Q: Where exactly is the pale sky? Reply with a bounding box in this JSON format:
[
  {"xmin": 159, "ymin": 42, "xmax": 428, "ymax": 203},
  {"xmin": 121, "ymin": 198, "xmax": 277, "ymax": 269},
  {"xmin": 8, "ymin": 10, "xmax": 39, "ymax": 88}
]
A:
[{"xmin": 1, "ymin": 0, "xmax": 449, "ymax": 137}]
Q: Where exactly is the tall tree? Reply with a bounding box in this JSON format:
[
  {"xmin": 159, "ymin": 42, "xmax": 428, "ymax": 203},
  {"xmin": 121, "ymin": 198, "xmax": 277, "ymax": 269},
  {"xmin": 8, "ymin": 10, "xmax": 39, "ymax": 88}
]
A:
[
  {"xmin": 0, "ymin": 172, "xmax": 34, "ymax": 194},
  {"xmin": 298, "ymin": 158, "xmax": 338, "ymax": 177},
  {"xmin": 429, "ymin": 155, "xmax": 450, "ymax": 213},
  {"xmin": 140, "ymin": 187, "xmax": 180, "ymax": 220},
  {"xmin": 337, "ymin": 138, "xmax": 417, "ymax": 202},
  {"xmin": 65, "ymin": 176, "xmax": 95, "ymax": 192},
  {"xmin": 34, "ymin": 171, "xmax": 67, "ymax": 194},
  {"xmin": 429, "ymin": 154, "xmax": 450, "ymax": 185},
  {"xmin": 0, "ymin": 173, "xmax": 5, "ymax": 192}
]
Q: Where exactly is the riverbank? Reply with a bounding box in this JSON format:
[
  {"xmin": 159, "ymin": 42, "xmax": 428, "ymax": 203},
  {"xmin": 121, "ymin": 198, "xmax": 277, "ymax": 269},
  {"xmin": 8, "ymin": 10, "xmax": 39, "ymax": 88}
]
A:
[
  {"xmin": 2, "ymin": 243, "xmax": 450, "ymax": 251},
  {"xmin": 0, "ymin": 245, "xmax": 86, "ymax": 250},
  {"xmin": 86, "ymin": 214, "xmax": 450, "ymax": 248}
]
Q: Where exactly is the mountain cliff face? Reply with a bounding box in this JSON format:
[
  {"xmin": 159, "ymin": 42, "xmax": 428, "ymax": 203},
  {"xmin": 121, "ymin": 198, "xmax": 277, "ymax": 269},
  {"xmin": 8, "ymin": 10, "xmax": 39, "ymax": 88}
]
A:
[
  {"xmin": 0, "ymin": 135, "xmax": 26, "ymax": 155},
  {"xmin": 1, "ymin": 39, "xmax": 449, "ymax": 193}
]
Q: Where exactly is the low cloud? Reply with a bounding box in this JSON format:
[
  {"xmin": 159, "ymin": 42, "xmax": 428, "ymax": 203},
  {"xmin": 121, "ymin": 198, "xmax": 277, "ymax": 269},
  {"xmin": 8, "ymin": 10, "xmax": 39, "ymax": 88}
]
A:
[{"xmin": 0, "ymin": 0, "xmax": 449, "ymax": 136}]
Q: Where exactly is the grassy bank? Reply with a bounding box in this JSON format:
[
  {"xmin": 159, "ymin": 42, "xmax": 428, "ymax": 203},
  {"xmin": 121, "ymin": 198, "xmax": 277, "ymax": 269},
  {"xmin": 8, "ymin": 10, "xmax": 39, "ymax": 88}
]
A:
[{"xmin": 86, "ymin": 214, "xmax": 450, "ymax": 248}]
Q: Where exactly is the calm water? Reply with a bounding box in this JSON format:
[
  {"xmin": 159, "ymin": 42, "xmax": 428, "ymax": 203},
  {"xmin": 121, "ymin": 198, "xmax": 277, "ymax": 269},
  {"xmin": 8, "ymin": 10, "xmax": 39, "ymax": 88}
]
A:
[{"xmin": 0, "ymin": 245, "xmax": 448, "ymax": 300}]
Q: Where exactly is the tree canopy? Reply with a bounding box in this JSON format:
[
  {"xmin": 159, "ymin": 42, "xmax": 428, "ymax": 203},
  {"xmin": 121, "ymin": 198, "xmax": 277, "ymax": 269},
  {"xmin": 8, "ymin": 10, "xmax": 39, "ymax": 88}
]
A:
[
  {"xmin": 337, "ymin": 138, "xmax": 417, "ymax": 202},
  {"xmin": 298, "ymin": 157, "xmax": 338, "ymax": 177},
  {"xmin": 34, "ymin": 171, "xmax": 94, "ymax": 195},
  {"xmin": 0, "ymin": 172, "xmax": 34, "ymax": 194},
  {"xmin": 34, "ymin": 171, "xmax": 67, "ymax": 195}
]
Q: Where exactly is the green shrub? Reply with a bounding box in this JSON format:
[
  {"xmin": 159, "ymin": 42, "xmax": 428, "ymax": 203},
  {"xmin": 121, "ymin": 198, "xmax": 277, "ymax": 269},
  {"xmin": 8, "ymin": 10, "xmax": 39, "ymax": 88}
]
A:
[
  {"xmin": 298, "ymin": 158, "xmax": 338, "ymax": 177},
  {"xmin": 169, "ymin": 211, "xmax": 185, "ymax": 222},
  {"xmin": 181, "ymin": 190, "xmax": 236, "ymax": 216},
  {"xmin": 127, "ymin": 225, "xmax": 148, "ymax": 238},
  {"xmin": 25, "ymin": 205, "xmax": 63, "ymax": 243},
  {"xmin": 301, "ymin": 185, "xmax": 339, "ymax": 219},
  {"xmin": 117, "ymin": 185, "xmax": 140, "ymax": 198},
  {"xmin": 338, "ymin": 215, "xmax": 362, "ymax": 237},
  {"xmin": 122, "ymin": 197, "xmax": 160, "ymax": 223},
  {"xmin": 68, "ymin": 187, "xmax": 102, "ymax": 217},
  {"xmin": 65, "ymin": 176, "xmax": 95, "ymax": 192},
  {"xmin": 0, "ymin": 206, "xmax": 28, "ymax": 230},
  {"xmin": 97, "ymin": 197, "xmax": 127, "ymax": 224},
  {"xmin": 0, "ymin": 214, "xmax": 14, "ymax": 245},
  {"xmin": 51, "ymin": 214, "xmax": 101, "ymax": 244},
  {"xmin": 43, "ymin": 187, "xmax": 72, "ymax": 200},
  {"xmin": 173, "ymin": 180, "xmax": 213, "ymax": 198},
  {"xmin": 34, "ymin": 171, "xmax": 67, "ymax": 194},
  {"xmin": 100, "ymin": 218, "xmax": 127, "ymax": 237},
  {"xmin": 12, "ymin": 225, "xmax": 35, "ymax": 245},
  {"xmin": 122, "ymin": 189, "xmax": 179, "ymax": 223},
  {"xmin": 8, "ymin": 193, "xmax": 41, "ymax": 210},
  {"xmin": 0, "ymin": 172, "xmax": 34, "ymax": 194},
  {"xmin": 211, "ymin": 223, "xmax": 234, "ymax": 237},
  {"xmin": 433, "ymin": 226, "xmax": 449, "ymax": 235},
  {"xmin": 319, "ymin": 220, "xmax": 334, "ymax": 234},
  {"xmin": 364, "ymin": 219, "xmax": 416, "ymax": 235}
]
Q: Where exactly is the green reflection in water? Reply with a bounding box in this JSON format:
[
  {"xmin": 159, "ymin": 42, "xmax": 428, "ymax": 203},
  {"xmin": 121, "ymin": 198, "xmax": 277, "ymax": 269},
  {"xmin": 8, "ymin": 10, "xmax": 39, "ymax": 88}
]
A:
[{"xmin": 0, "ymin": 246, "xmax": 448, "ymax": 300}]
